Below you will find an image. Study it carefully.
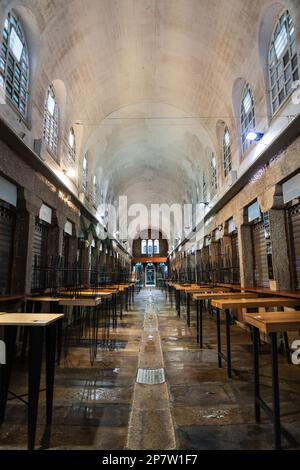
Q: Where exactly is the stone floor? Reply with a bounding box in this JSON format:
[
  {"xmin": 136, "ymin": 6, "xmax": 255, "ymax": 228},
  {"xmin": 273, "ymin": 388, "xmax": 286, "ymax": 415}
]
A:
[{"xmin": 1, "ymin": 288, "xmax": 300, "ymax": 450}]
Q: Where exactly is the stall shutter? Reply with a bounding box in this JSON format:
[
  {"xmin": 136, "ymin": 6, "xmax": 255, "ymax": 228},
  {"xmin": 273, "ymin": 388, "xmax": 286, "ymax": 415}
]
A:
[
  {"xmin": 0, "ymin": 204, "xmax": 14, "ymax": 294},
  {"xmin": 251, "ymin": 221, "xmax": 269, "ymax": 288},
  {"xmin": 33, "ymin": 221, "xmax": 48, "ymax": 268},
  {"xmin": 62, "ymin": 235, "xmax": 70, "ymax": 269},
  {"xmin": 287, "ymin": 203, "xmax": 300, "ymax": 290},
  {"xmin": 231, "ymin": 232, "xmax": 240, "ymax": 284}
]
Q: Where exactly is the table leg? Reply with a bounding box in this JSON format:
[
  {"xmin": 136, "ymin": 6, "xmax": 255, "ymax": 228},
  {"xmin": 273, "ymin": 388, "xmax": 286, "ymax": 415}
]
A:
[
  {"xmin": 45, "ymin": 322, "xmax": 58, "ymax": 425},
  {"xmin": 200, "ymin": 300, "xmax": 203, "ymax": 349},
  {"xmin": 253, "ymin": 326, "xmax": 261, "ymax": 423},
  {"xmin": 125, "ymin": 288, "xmax": 129, "ymax": 311},
  {"xmin": 283, "ymin": 332, "xmax": 291, "ymax": 364},
  {"xmin": 120, "ymin": 293, "xmax": 123, "ymax": 320},
  {"xmin": 270, "ymin": 332, "xmax": 281, "ymax": 450},
  {"xmin": 216, "ymin": 308, "xmax": 222, "ymax": 368},
  {"xmin": 178, "ymin": 291, "xmax": 181, "ymax": 318},
  {"xmin": 28, "ymin": 327, "xmax": 44, "ymax": 450},
  {"xmin": 187, "ymin": 293, "xmax": 191, "ymax": 328},
  {"xmin": 225, "ymin": 309, "xmax": 232, "ymax": 379},
  {"xmin": 196, "ymin": 300, "xmax": 199, "ymax": 344},
  {"xmin": 0, "ymin": 326, "xmax": 17, "ymax": 423}
]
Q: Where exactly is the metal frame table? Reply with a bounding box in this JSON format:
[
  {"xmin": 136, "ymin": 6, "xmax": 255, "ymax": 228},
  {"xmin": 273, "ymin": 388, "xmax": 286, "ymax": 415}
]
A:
[
  {"xmin": 244, "ymin": 311, "xmax": 300, "ymax": 450},
  {"xmin": 0, "ymin": 313, "xmax": 63, "ymax": 450},
  {"xmin": 211, "ymin": 297, "xmax": 300, "ymax": 378}
]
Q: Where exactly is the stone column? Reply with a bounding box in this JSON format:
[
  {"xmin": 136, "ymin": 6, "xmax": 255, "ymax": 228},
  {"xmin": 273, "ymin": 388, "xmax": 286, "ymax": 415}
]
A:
[
  {"xmin": 11, "ymin": 189, "xmax": 41, "ymax": 294},
  {"xmin": 258, "ymin": 185, "xmax": 291, "ymax": 291},
  {"xmin": 47, "ymin": 211, "xmax": 66, "ymax": 262},
  {"xmin": 236, "ymin": 209, "xmax": 254, "ymax": 288}
]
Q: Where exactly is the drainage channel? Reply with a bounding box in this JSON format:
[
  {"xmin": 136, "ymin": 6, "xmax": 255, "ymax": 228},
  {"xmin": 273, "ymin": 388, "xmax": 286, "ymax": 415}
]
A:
[{"xmin": 126, "ymin": 290, "xmax": 177, "ymax": 450}]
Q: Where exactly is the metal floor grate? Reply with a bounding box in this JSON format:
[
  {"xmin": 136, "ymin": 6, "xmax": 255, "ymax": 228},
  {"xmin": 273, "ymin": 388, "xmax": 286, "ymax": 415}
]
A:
[
  {"xmin": 144, "ymin": 327, "xmax": 158, "ymax": 333},
  {"xmin": 136, "ymin": 368, "xmax": 165, "ymax": 384}
]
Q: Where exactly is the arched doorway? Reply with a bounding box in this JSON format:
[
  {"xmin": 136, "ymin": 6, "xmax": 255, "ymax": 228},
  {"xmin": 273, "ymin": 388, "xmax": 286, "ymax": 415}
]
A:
[{"xmin": 145, "ymin": 263, "xmax": 155, "ymax": 287}]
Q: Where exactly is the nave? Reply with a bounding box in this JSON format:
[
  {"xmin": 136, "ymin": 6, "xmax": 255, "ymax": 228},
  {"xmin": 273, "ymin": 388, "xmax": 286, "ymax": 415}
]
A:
[{"xmin": 1, "ymin": 288, "xmax": 300, "ymax": 451}]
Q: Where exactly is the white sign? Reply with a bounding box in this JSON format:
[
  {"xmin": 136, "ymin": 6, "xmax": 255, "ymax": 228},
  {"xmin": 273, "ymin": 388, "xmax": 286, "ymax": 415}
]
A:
[
  {"xmin": 283, "ymin": 172, "xmax": 300, "ymax": 204},
  {"xmin": 228, "ymin": 218, "xmax": 236, "ymax": 234},
  {"xmin": 64, "ymin": 220, "xmax": 73, "ymax": 236},
  {"xmin": 39, "ymin": 204, "xmax": 52, "ymax": 224},
  {"xmin": 0, "ymin": 175, "xmax": 17, "ymax": 207}
]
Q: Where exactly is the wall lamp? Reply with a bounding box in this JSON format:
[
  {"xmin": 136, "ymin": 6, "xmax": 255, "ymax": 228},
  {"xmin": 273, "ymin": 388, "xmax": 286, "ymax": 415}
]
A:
[{"xmin": 246, "ymin": 131, "xmax": 264, "ymax": 142}]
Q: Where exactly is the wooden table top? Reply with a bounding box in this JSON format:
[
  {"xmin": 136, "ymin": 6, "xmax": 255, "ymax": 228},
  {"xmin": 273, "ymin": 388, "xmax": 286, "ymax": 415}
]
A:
[
  {"xmin": 26, "ymin": 296, "xmax": 66, "ymax": 302},
  {"xmin": 193, "ymin": 292, "xmax": 258, "ymax": 301},
  {"xmin": 0, "ymin": 313, "xmax": 64, "ymax": 326},
  {"xmin": 211, "ymin": 297, "xmax": 300, "ymax": 309},
  {"xmin": 244, "ymin": 312, "xmax": 300, "ymax": 333},
  {"xmin": 224, "ymin": 286, "xmax": 300, "ymax": 299},
  {"xmin": 174, "ymin": 285, "xmax": 199, "ymax": 291},
  {"xmin": 185, "ymin": 287, "xmax": 232, "ymax": 294},
  {"xmin": 0, "ymin": 295, "xmax": 24, "ymax": 303},
  {"xmin": 59, "ymin": 297, "xmax": 105, "ymax": 307}
]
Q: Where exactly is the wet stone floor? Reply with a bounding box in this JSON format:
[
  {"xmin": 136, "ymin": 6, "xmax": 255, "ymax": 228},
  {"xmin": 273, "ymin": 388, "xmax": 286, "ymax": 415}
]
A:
[{"xmin": 1, "ymin": 288, "xmax": 300, "ymax": 450}]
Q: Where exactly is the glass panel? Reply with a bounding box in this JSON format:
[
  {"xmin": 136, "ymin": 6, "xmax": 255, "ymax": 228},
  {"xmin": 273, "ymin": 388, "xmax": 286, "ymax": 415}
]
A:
[{"xmin": 9, "ymin": 27, "xmax": 23, "ymax": 61}]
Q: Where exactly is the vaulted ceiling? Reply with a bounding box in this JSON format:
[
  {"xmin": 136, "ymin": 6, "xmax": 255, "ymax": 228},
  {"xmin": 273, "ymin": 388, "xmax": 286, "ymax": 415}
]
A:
[{"xmin": 3, "ymin": 0, "xmax": 299, "ymax": 242}]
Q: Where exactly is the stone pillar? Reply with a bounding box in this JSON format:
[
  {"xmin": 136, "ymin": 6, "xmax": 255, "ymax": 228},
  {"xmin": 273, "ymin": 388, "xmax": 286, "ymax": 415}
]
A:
[
  {"xmin": 259, "ymin": 185, "xmax": 291, "ymax": 291},
  {"xmin": 47, "ymin": 211, "xmax": 66, "ymax": 262},
  {"xmin": 236, "ymin": 209, "xmax": 254, "ymax": 288},
  {"xmin": 69, "ymin": 222, "xmax": 80, "ymax": 267},
  {"xmin": 11, "ymin": 189, "xmax": 41, "ymax": 294}
]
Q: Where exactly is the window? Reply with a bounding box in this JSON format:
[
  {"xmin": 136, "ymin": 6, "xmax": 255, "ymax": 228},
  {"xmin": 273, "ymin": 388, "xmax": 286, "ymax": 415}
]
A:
[
  {"xmin": 141, "ymin": 239, "xmax": 147, "ymax": 254},
  {"xmin": 269, "ymin": 10, "xmax": 298, "ymax": 115},
  {"xmin": 202, "ymin": 172, "xmax": 208, "ymax": 202},
  {"xmin": 223, "ymin": 127, "xmax": 232, "ymax": 177},
  {"xmin": 67, "ymin": 127, "xmax": 76, "ymax": 164},
  {"xmin": 154, "ymin": 239, "xmax": 159, "ymax": 254},
  {"xmin": 147, "ymin": 240, "xmax": 153, "ymax": 254},
  {"xmin": 92, "ymin": 175, "xmax": 98, "ymax": 207},
  {"xmin": 1, "ymin": 12, "xmax": 29, "ymax": 117},
  {"xmin": 82, "ymin": 155, "xmax": 88, "ymax": 193},
  {"xmin": 241, "ymin": 84, "xmax": 255, "ymax": 153},
  {"xmin": 210, "ymin": 153, "xmax": 218, "ymax": 196},
  {"xmin": 43, "ymin": 85, "xmax": 59, "ymax": 157}
]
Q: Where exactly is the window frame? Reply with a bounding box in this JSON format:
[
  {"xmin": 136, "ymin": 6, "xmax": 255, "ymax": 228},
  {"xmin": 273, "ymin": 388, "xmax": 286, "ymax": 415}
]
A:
[
  {"xmin": 269, "ymin": 10, "xmax": 299, "ymax": 116},
  {"xmin": 67, "ymin": 127, "xmax": 76, "ymax": 165},
  {"xmin": 154, "ymin": 239, "xmax": 160, "ymax": 254},
  {"xmin": 241, "ymin": 84, "xmax": 256, "ymax": 154},
  {"xmin": 210, "ymin": 153, "xmax": 218, "ymax": 196},
  {"xmin": 0, "ymin": 12, "xmax": 29, "ymax": 118},
  {"xmin": 223, "ymin": 127, "xmax": 232, "ymax": 177},
  {"xmin": 82, "ymin": 155, "xmax": 88, "ymax": 194},
  {"xmin": 43, "ymin": 84, "xmax": 59, "ymax": 160}
]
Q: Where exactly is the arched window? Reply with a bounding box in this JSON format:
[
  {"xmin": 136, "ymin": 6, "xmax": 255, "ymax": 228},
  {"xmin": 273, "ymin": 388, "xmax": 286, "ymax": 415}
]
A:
[
  {"xmin": 241, "ymin": 84, "xmax": 255, "ymax": 153},
  {"xmin": 82, "ymin": 155, "xmax": 88, "ymax": 193},
  {"xmin": 141, "ymin": 239, "xmax": 147, "ymax": 254},
  {"xmin": 147, "ymin": 240, "xmax": 153, "ymax": 255},
  {"xmin": 154, "ymin": 239, "xmax": 159, "ymax": 254},
  {"xmin": 0, "ymin": 12, "xmax": 29, "ymax": 117},
  {"xmin": 223, "ymin": 127, "xmax": 232, "ymax": 177},
  {"xmin": 202, "ymin": 172, "xmax": 207, "ymax": 202},
  {"xmin": 92, "ymin": 175, "xmax": 98, "ymax": 206},
  {"xmin": 67, "ymin": 127, "xmax": 76, "ymax": 164},
  {"xmin": 269, "ymin": 10, "xmax": 298, "ymax": 115},
  {"xmin": 43, "ymin": 85, "xmax": 59, "ymax": 157},
  {"xmin": 210, "ymin": 153, "xmax": 218, "ymax": 195}
]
